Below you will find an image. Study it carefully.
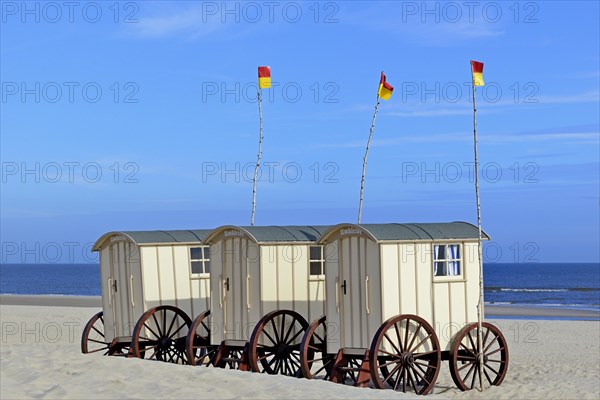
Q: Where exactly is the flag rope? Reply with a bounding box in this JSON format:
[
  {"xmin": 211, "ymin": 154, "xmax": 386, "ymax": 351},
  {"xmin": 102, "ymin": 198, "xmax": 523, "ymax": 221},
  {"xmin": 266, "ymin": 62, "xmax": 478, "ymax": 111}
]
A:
[
  {"xmin": 358, "ymin": 94, "xmax": 381, "ymax": 224},
  {"xmin": 472, "ymin": 75, "xmax": 485, "ymax": 392},
  {"xmin": 251, "ymin": 89, "xmax": 263, "ymax": 226}
]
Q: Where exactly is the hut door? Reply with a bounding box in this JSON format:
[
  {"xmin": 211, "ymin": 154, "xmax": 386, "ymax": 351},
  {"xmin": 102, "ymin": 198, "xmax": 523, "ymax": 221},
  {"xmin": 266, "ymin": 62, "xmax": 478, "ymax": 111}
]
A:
[
  {"xmin": 222, "ymin": 238, "xmax": 252, "ymax": 340},
  {"xmin": 108, "ymin": 241, "xmax": 135, "ymax": 339},
  {"xmin": 338, "ymin": 236, "xmax": 369, "ymax": 349}
]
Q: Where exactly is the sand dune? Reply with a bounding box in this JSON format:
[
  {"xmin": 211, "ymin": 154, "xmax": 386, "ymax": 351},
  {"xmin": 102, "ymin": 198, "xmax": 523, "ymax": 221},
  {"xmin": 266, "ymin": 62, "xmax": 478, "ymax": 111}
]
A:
[{"xmin": 1, "ymin": 302, "xmax": 598, "ymax": 399}]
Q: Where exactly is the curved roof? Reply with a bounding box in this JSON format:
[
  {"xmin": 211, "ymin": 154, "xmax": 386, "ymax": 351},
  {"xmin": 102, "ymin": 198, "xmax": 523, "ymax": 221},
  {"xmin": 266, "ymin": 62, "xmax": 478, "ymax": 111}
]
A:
[
  {"xmin": 92, "ymin": 229, "xmax": 212, "ymax": 251},
  {"xmin": 318, "ymin": 222, "xmax": 490, "ymax": 243},
  {"xmin": 204, "ymin": 225, "xmax": 331, "ymax": 244}
]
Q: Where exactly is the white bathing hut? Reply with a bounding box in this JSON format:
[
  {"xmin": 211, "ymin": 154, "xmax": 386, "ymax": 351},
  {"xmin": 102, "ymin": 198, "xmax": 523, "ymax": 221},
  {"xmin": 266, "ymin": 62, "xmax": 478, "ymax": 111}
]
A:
[
  {"xmin": 82, "ymin": 230, "xmax": 211, "ymax": 359},
  {"xmin": 202, "ymin": 225, "xmax": 330, "ymax": 374}
]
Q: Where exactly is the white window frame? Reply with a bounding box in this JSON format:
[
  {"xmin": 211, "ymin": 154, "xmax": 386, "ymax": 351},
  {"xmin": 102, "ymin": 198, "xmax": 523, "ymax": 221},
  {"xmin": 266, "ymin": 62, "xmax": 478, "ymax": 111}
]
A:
[
  {"xmin": 309, "ymin": 245, "xmax": 325, "ymax": 281},
  {"xmin": 433, "ymin": 243, "xmax": 463, "ymax": 279},
  {"xmin": 190, "ymin": 245, "xmax": 210, "ymax": 279}
]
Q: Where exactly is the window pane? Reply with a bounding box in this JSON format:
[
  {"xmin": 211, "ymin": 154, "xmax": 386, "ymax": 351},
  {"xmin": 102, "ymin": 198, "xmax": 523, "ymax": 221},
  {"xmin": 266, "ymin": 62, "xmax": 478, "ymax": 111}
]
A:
[
  {"xmin": 434, "ymin": 245, "xmax": 446, "ymax": 260},
  {"xmin": 190, "ymin": 247, "xmax": 202, "ymax": 260},
  {"xmin": 310, "ymin": 262, "xmax": 322, "ymax": 276},
  {"xmin": 448, "ymin": 261, "xmax": 460, "ymax": 276},
  {"xmin": 204, "ymin": 259, "xmax": 210, "ymax": 274},
  {"xmin": 310, "ymin": 246, "xmax": 322, "ymax": 261},
  {"xmin": 434, "ymin": 261, "xmax": 447, "ymax": 276},
  {"xmin": 455, "ymin": 245, "xmax": 461, "ymax": 259},
  {"xmin": 191, "ymin": 261, "xmax": 203, "ymax": 274}
]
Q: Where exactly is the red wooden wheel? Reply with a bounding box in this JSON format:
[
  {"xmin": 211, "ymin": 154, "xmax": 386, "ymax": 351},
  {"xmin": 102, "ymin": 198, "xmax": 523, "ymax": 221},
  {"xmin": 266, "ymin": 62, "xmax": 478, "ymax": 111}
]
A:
[
  {"xmin": 81, "ymin": 311, "xmax": 110, "ymax": 355},
  {"xmin": 248, "ymin": 309, "xmax": 308, "ymax": 377},
  {"xmin": 299, "ymin": 315, "xmax": 334, "ymax": 379},
  {"xmin": 370, "ymin": 314, "xmax": 441, "ymax": 395},
  {"xmin": 449, "ymin": 322, "xmax": 509, "ymax": 391},
  {"xmin": 185, "ymin": 310, "xmax": 217, "ymax": 366},
  {"xmin": 130, "ymin": 305, "xmax": 192, "ymax": 364}
]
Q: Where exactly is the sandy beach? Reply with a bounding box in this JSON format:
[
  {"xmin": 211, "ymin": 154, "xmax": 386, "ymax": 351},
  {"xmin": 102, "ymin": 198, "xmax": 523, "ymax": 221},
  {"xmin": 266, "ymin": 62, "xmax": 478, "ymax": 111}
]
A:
[{"xmin": 1, "ymin": 297, "xmax": 599, "ymax": 400}]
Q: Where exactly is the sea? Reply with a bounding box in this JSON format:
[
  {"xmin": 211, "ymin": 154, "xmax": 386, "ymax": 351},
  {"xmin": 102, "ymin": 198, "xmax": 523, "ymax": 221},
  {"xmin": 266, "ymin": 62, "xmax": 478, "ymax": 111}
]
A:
[{"xmin": 1, "ymin": 263, "xmax": 599, "ymax": 312}]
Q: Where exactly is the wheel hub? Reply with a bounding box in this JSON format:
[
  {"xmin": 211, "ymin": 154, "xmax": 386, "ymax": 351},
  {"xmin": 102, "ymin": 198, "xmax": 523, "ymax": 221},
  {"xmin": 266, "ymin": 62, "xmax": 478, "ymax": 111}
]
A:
[
  {"xmin": 401, "ymin": 353, "xmax": 415, "ymax": 366},
  {"xmin": 276, "ymin": 343, "xmax": 291, "ymax": 357},
  {"xmin": 159, "ymin": 337, "xmax": 172, "ymax": 349}
]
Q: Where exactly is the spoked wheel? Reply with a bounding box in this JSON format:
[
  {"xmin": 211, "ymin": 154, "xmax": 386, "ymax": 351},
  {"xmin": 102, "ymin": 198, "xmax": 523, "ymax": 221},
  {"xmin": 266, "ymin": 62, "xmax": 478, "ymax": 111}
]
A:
[
  {"xmin": 81, "ymin": 311, "xmax": 110, "ymax": 355},
  {"xmin": 449, "ymin": 322, "xmax": 509, "ymax": 391},
  {"xmin": 370, "ymin": 314, "xmax": 441, "ymax": 395},
  {"xmin": 185, "ymin": 310, "xmax": 217, "ymax": 366},
  {"xmin": 130, "ymin": 305, "xmax": 192, "ymax": 364},
  {"xmin": 300, "ymin": 315, "xmax": 334, "ymax": 379},
  {"xmin": 248, "ymin": 309, "xmax": 309, "ymax": 377}
]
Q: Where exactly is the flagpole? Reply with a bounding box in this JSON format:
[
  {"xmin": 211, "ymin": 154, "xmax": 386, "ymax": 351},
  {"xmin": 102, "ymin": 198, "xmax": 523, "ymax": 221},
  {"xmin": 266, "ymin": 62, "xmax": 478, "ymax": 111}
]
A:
[
  {"xmin": 472, "ymin": 70, "xmax": 485, "ymax": 392},
  {"xmin": 358, "ymin": 94, "xmax": 381, "ymax": 224},
  {"xmin": 251, "ymin": 88, "xmax": 263, "ymax": 226}
]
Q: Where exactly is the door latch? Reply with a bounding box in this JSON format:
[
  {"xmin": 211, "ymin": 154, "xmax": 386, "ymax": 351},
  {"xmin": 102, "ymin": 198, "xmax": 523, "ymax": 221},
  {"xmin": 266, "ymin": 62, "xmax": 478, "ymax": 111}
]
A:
[
  {"xmin": 112, "ymin": 279, "xmax": 118, "ymax": 293},
  {"xmin": 341, "ymin": 279, "xmax": 347, "ymax": 295},
  {"xmin": 225, "ymin": 277, "xmax": 230, "ymax": 291}
]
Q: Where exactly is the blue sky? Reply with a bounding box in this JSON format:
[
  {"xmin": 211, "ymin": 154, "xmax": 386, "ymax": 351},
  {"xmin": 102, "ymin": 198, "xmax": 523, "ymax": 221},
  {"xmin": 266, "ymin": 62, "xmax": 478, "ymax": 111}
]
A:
[{"xmin": 1, "ymin": 1, "xmax": 598, "ymax": 263}]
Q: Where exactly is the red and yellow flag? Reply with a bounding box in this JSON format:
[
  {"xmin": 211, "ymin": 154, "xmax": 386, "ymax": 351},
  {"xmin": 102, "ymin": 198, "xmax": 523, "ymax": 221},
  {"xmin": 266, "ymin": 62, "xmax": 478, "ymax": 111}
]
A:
[
  {"xmin": 470, "ymin": 60, "xmax": 484, "ymax": 86},
  {"xmin": 378, "ymin": 72, "xmax": 393, "ymax": 100},
  {"xmin": 258, "ymin": 66, "xmax": 271, "ymax": 89}
]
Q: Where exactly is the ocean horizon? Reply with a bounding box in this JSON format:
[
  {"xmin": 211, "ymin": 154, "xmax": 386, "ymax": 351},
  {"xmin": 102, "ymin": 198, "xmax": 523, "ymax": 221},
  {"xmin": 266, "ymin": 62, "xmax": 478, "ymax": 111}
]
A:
[{"xmin": 1, "ymin": 262, "xmax": 599, "ymax": 313}]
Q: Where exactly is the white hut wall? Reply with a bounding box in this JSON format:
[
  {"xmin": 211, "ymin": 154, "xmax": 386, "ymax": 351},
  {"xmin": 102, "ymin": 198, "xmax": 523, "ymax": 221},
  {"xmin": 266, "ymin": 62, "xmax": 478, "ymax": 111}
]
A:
[
  {"xmin": 380, "ymin": 242, "xmax": 434, "ymax": 325},
  {"xmin": 139, "ymin": 244, "xmax": 209, "ymax": 320},
  {"xmin": 431, "ymin": 241, "xmax": 481, "ymax": 350},
  {"xmin": 260, "ymin": 244, "xmax": 325, "ymax": 325}
]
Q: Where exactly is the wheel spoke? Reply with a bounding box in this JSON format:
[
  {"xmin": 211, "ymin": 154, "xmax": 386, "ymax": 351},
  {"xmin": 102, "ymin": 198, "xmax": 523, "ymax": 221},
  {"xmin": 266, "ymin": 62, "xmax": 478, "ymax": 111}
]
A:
[
  {"xmin": 485, "ymin": 346, "xmax": 505, "ymax": 357},
  {"xmin": 165, "ymin": 312, "xmax": 178, "ymax": 338},
  {"xmin": 482, "ymin": 327, "xmax": 491, "ymax": 350},
  {"xmin": 484, "ymin": 362, "xmax": 501, "ymax": 376},
  {"xmin": 147, "ymin": 318, "xmax": 161, "ymax": 339},
  {"xmin": 460, "ymin": 342, "xmax": 477, "ymax": 358},
  {"xmin": 467, "ymin": 330, "xmax": 477, "ymax": 353},
  {"xmin": 406, "ymin": 366, "xmax": 418, "ymax": 393},
  {"xmin": 88, "ymin": 338, "xmax": 108, "ymax": 344},
  {"xmin": 270, "ymin": 319, "xmax": 280, "ymax": 343},
  {"xmin": 201, "ymin": 321, "xmax": 209, "ymax": 332},
  {"xmin": 470, "ymin": 361, "xmax": 478, "ymax": 389},
  {"xmin": 261, "ymin": 329, "xmax": 278, "ymax": 346},
  {"xmin": 382, "ymin": 363, "xmax": 402, "ymax": 384},
  {"xmin": 463, "ymin": 360, "xmax": 476, "ymax": 383},
  {"xmin": 394, "ymin": 322, "xmax": 404, "ymax": 352},
  {"xmin": 383, "ymin": 332, "xmax": 402, "ymax": 355},
  {"xmin": 410, "ymin": 333, "xmax": 433, "ymax": 352},
  {"xmin": 282, "ymin": 317, "xmax": 295, "ymax": 344},
  {"xmin": 377, "ymin": 348, "xmax": 402, "ymax": 359},
  {"xmin": 285, "ymin": 328, "xmax": 304, "ymax": 345},
  {"xmin": 279, "ymin": 314, "xmax": 286, "ymax": 343},
  {"xmin": 458, "ymin": 360, "xmax": 476, "ymax": 372},
  {"xmin": 92, "ymin": 326, "xmax": 104, "ymax": 337},
  {"xmin": 483, "ymin": 336, "xmax": 500, "ymax": 354},
  {"xmin": 378, "ymin": 359, "xmax": 401, "ymax": 368},
  {"xmin": 406, "ymin": 323, "xmax": 422, "ymax": 353},
  {"xmin": 413, "ymin": 359, "xmax": 437, "ymax": 370},
  {"xmin": 86, "ymin": 346, "xmax": 110, "ymax": 354},
  {"xmin": 313, "ymin": 331, "xmax": 325, "ymax": 344},
  {"xmin": 403, "ymin": 319, "xmax": 410, "ymax": 354},
  {"xmin": 168, "ymin": 322, "xmax": 187, "ymax": 339},
  {"xmin": 483, "ymin": 367, "xmax": 494, "ymax": 385}
]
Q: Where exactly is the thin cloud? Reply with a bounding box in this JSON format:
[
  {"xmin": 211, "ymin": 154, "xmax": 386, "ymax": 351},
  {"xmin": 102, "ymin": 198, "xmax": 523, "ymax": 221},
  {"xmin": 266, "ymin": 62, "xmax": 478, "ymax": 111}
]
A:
[{"xmin": 127, "ymin": 6, "xmax": 226, "ymax": 38}]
